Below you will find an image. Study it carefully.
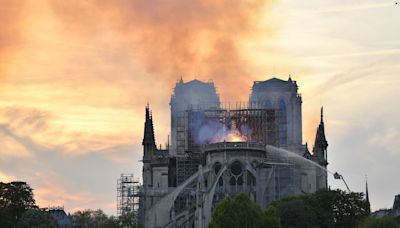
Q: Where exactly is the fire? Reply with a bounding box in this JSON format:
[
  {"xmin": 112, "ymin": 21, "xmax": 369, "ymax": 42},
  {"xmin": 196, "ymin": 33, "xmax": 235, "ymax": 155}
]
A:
[
  {"xmin": 208, "ymin": 125, "xmax": 249, "ymax": 143},
  {"xmin": 225, "ymin": 129, "xmax": 247, "ymax": 142}
]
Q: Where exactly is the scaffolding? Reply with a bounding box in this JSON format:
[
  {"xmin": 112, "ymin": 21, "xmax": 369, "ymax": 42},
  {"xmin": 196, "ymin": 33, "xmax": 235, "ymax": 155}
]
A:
[
  {"xmin": 173, "ymin": 105, "xmax": 280, "ymax": 214},
  {"xmin": 174, "ymin": 105, "xmax": 279, "ymax": 185},
  {"xmin": 117, "ymin": 174, "xmax": 140, "ymax": 217}
]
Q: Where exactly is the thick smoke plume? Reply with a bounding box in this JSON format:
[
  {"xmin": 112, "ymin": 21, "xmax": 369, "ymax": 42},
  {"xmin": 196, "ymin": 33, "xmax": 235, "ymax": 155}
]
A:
[{"xmin": 49, "ymin": 0, "xmax": 276, "ymax": 101}]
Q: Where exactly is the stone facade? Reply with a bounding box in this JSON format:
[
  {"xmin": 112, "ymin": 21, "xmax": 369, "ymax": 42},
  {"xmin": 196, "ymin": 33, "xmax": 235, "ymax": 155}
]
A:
[{"xmin": 139, "ymin": 77, "xmax": 329, "ymax": 228}]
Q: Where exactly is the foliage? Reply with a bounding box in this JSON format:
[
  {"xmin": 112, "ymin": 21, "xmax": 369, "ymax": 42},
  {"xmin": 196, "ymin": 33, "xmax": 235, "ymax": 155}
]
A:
[
  {"xmin": 261, "ymin": 205, "xmax": 281, "ymax": 228},
  {"xmin": 71, "ymin": 209, "xmax": 143, "ymax": 228},
  {"xmin": 356, "ymin": 216, "xmax": 398, "ymax": 228},
  {"xmin": 272, "ymin": 189, "xmax": 371, "ymax": 228},
  {"xmin": 0, "ymin": 181, "xmax": 144, "ymax": 228},
  {"xmin": 99, "ymin": 215, "xmax": 119, "ymax": 228},
  {"xmin": 0, "ymin": 206, "xmax": 14, "ymax": 228},
  {"xmin": 16, "ymin": 209, "xmax": 58, "ymax": 228},
  {"xmin": 208, "ymin": 192, "xmax": 280, "ymax": 228},
  {"xmin": 208, "ymin": 190, "xmax": 371, "ymax": 228},
  {"xmin": 118, "ymin": 211, "xmax": 143, "ymax": 228},
  {"xmin": 0, "ymin": 181, "xmax": 37, "ymax": 226},
  {"xmin": 71, "ymin": 209, "xmax": 109, "ymax": 228},
  {"xmin": 273, "ymin": 195, "xmax": 319, "ymax": 228}
]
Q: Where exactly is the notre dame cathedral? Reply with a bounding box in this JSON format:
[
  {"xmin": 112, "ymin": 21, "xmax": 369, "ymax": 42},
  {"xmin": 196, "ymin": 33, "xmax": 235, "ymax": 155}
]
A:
[{"xmin": 139, "ymin": 77, "xmax": 328, "ymax": 228}]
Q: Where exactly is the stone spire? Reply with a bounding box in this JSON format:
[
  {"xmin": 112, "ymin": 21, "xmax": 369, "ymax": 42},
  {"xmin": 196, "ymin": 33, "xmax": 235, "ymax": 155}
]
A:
[
  {"xmin": 143, "ymin": 104, "xmax": 156, "ymax": 160},
  {"xmin": 321, "ymin": 106, "xmax": 324, "ymax": 123},
  {"xmin": 365, "ymin": 176, "xmax": 370, "ymax": 205},
  {"xmin": 312, "ymin": 106, "xmax": 329, "ymax": 190},
  {"xmin": 312, "ymin": 106, "xmax": 328, "ymax": 166}
]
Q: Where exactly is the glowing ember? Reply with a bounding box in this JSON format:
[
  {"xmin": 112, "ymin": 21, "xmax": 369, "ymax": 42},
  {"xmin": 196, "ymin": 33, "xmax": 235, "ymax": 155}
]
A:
[
  {"xmin": 225, "ymin": 129, "xmax": 247, "ymax": 142},
  {"xmin": 208, "ymin": 128, "xmax": 247, "ymax": 142}
]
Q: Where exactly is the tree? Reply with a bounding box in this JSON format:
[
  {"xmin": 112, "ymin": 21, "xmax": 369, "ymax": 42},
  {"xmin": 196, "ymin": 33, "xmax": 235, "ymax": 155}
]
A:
[
  {"xmin": 208, "ymin": 193, "xmax": 264, "ymax": 228},
  {"xmin": 71, "ymin": 209, "xmax": 109, "ymax": 228},
  {"xmin": 118, "ymin": 212, "xmax": 143, "ymax": 228},
  {"xmin": 71, "ymin": 209, "xmax": 144, "ymax": 228},
  {"xmin": 357, "ymin": 216, "xmax": 398, "ymax": 228},
  {"xmin": 100, "ymin": 215, "xmax": 119, "ymax": 228},
  {"xmin": 272, "ymin": 190, "xmax": 370, "ymax": 228},
  {"xmin": 261, "ymin": 205, "xmax": 282, "ymax": 228},
  {"xmin": 0, "ymin": 206, "xmax": 14, "ymax": 228},
  {"xmin": 272, "ymin": 195, "xmax": 319, "ymax": 228},
  {"xmin": 0, "ymin": 181, "xmax": 37, "ymax": 226},
  {"xmin": 71, "ymin": 209, "xmax": 134, "ymax": 228},
  {"xmin": 16, "ymin": 209, "xmax": 58, "ymax": 228}
]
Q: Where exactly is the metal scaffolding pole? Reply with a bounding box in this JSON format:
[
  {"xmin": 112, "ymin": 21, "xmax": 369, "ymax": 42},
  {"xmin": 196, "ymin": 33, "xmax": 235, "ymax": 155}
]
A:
[{"xmin": 117, "ymin": 174, "xmax": 140, "ymax": 217}]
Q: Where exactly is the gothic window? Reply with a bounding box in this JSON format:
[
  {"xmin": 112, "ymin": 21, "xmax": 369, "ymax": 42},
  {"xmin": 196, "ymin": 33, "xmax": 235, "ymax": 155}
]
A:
[
  {"xmin": 214, "ymin": 162, "xmax": 222, "ymax": 175},
  {"xmin": 230, "ymin": 161, "xmax": 243, "ymax": 176},
  {"xmin": 229, "ymin": 176, "xmax": 236, "ymax": 186},
  {"xmin": 237, "ymin": 176, "xmax": 243, "ymax": 186}
]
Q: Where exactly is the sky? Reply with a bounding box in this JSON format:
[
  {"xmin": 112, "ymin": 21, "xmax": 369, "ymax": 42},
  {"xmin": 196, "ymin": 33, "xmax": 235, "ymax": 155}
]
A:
[{"xmin": 0, "ymin": 0, "xmax": 399, "ymax": 215}]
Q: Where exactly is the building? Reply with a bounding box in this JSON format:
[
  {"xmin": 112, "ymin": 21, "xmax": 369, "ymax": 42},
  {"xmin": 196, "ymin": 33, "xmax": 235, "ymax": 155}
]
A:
[
  {"xmin": 372, "ymin": 194, "xmax": 400, "ymax": 218},
  {"xmin": 47, "ymin": 206, "xmax": 73, "ymax": 228},
  {"xmin": 139, "ymin": 77, "xmax": 329, "ymax": 228},
  {"xmin": 249, "ymin": 77, "xmax": 303, "ymax": 150}
]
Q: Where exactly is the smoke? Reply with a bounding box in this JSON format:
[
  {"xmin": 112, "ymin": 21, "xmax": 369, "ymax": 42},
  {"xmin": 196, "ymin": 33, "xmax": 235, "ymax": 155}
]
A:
[
  {"xmin": 191, "ymin": 114, "xmax": 251, "ymax": 144},
  {"xmin": 49, "ymin": 0, "xmax": 277, "ymax": 101},
  {"xmin": 0, "ymin": 0, "xmax": 27, "ymax": 81}
]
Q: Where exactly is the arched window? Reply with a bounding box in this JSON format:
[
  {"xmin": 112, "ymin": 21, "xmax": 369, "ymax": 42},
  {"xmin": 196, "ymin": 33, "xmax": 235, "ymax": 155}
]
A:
[
  {"xmin": 237, "ymin": 176, "xmax": 243, "ymax": 186},
  {"xmin": 229, "ymin": 176, "xmax": 236, "ymax": 186},
  {"xmin": 214, "ymin": 162, "xmax": 222, "ymax": 175}
]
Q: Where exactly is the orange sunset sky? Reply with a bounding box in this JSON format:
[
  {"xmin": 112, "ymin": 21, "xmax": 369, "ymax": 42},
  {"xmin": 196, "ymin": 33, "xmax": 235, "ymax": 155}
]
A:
[{"xmin": 0, "ymin": 0, "xmax": 399, "ymax": 214}]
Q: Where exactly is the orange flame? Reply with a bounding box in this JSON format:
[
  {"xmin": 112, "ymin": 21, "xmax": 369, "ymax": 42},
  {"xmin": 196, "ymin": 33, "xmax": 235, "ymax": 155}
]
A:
[{"xmin": 225, "ymin": 129, "xmax": 247, "ymax": 142}]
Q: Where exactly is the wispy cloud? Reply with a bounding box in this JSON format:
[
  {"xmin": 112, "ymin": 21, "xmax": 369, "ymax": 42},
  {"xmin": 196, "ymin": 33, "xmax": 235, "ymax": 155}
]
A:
[
  {"xmin": 302, "ymin": 49, "xmax": 400, "ymax": 60},
  {"xmin": 293, "ymin": 2, "xmax": 392, "ymax": 15}
]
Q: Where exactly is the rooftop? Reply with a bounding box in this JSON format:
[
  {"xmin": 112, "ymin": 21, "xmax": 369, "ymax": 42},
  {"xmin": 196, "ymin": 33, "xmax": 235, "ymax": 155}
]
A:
[{"xmin": 204, "ymin": 141, "xmax": 266, "ymax": 153}]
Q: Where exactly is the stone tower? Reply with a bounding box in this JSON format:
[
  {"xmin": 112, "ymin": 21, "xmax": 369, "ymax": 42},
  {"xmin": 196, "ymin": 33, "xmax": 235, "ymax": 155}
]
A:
[
  {"xmin": 142, "ymin": 105, "xmax": 157, "ymax": 213},
  {"xmin": 312, "ymin": 107, "xmax": 328, "ymax": 189},
  {"xmin": 249, "ymin": 77, "xmax": 303, "ymax": 152},
  {"xmin": 170, "ymin": 79, "xmax": 220, "ymax": 156}
]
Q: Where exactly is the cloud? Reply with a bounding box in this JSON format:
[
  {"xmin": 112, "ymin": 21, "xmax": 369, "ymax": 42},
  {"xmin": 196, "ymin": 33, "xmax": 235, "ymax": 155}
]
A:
[
  {"xmin": 307, "ymin": 3, "xmax": 392, "ymax": 14},
  {"xmin": 305, "ymin": 54, "xmax": 399, "ymax": 99},
  {"xmin": 326, "ymin": 120, "xmax": 400, "ymax": 211},
  {"xmin": 0, "ymin": 105, "xmax": 141, "ymax": 214},
  {"xmin": 302, "ymin": 49, "xmax": 400, "ymax": 60},
  {"xmin": 47, "ymin": 0, "xmax": 278, "ymax": 101},
  {"xmin": 1, "ymin": 107, "xmax": 52, "ymax": 135},
  {"xmin": 0, "ymin": 106, "xmax": 136, "ymax": 156},
  {"xmin": 0, "ymin": 123, "xmax": 138, "ymax": 214},
  {"xmin": 368, "ymin": 127, "xmax": 400, "ymax": 155},
  {"xmin": 0, "ymin": 170, "xmax": 16, "ymax": 182},
  {"xmin": 0, "ymin": 129, "xmax": 33, "ymax": 159},
  {"xmin": 0, "ymin": 0, "xmax": 27, "ymax": 79},
  {"xmin": 0, "ymin": 124, "xmax": 51, "ymax": 157}
]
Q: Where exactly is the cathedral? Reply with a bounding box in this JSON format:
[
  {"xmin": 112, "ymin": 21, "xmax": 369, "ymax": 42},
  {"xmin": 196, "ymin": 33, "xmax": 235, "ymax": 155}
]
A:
[{"xmin": 139, "ymin": 77, "xmax": 328, "ymax": 228}]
